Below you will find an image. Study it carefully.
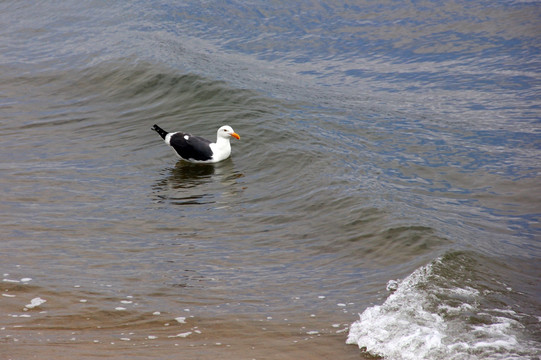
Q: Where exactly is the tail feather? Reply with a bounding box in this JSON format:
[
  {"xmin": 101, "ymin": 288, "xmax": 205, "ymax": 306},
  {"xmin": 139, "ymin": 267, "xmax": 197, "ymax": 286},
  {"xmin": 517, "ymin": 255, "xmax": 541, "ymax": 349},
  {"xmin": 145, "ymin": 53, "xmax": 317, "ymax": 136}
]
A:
[{"xmin": 152, "ymin": 124, "xmax": 168, "ymax": 140}]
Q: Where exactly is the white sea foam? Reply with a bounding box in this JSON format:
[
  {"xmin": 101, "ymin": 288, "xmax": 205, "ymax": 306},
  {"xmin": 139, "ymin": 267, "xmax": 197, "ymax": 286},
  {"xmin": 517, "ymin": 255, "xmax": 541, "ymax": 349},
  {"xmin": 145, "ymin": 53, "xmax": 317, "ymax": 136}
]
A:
[
  {"xmin": 347, "ymin": 258, "xmax": 541, "ymax": 360},
  {"xmin": 3, "ymin": 278, "xmax": 20, "ymax": 283},
  {"xmin": 386, "ymin": 279, "xmax": 399, "ymax": 292},
  {"xmin": 169, "ymin": 331, "xmax": 192, "ymax": 338},
  {"xmin": 25, "ymin": 297, "xmax": 46, "ymax": 309}
]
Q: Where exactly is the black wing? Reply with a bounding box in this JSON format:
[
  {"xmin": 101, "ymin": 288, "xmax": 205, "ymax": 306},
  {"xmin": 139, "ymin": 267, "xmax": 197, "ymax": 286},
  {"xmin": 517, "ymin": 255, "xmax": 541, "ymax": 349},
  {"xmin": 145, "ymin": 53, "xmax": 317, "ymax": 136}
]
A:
[{"xmin": 169, "ymin": 132, "xmax": 214, "ymax": 161}]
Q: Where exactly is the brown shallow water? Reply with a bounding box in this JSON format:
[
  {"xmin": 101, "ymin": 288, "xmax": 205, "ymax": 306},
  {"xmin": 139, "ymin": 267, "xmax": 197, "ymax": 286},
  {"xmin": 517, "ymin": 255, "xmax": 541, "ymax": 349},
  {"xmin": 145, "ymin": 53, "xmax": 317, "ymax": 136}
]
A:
[
  {"xmin": 3, "ymin": 318, "xmax": 363, "ymax": 360},
  {"xmin": 1, "ymin": 280, "xmax": 373, "ymax": 360}
]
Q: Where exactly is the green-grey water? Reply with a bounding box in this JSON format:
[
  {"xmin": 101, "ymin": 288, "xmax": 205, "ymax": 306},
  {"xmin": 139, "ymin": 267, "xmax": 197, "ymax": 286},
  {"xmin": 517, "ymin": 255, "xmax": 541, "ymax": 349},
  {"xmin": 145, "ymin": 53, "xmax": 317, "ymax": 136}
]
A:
[{"xmin": 1, "ymin": 1, "xmax": 540, "ymax": 359}]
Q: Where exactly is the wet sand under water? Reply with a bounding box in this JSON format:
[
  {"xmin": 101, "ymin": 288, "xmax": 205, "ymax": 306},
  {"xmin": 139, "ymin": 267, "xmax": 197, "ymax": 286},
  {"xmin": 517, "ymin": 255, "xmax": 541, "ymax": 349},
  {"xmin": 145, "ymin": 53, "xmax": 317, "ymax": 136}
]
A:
[
  {"xmin": 3, "ymin": 319, "xmax": 371, "ymax": 360},
  {"xmin": 1, "ymin": 282, "xmax": 373, "ymax": 359}
]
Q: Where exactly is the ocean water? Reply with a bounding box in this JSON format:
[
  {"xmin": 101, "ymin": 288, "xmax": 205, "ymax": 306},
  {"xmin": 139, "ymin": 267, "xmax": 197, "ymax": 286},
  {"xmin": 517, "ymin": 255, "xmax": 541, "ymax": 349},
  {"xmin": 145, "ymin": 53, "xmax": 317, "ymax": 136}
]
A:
[{"xmin": 1, "ymin": 1, "xmax": 540, "ymax": 359}]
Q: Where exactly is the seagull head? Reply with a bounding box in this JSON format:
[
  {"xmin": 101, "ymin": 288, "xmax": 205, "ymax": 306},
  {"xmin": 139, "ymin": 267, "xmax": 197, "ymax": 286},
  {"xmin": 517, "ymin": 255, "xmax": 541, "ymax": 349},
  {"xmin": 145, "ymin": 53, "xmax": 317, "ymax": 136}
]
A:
[{"xmin": 217, "ymin": 125, "xmax": 240, "ymax": 140}]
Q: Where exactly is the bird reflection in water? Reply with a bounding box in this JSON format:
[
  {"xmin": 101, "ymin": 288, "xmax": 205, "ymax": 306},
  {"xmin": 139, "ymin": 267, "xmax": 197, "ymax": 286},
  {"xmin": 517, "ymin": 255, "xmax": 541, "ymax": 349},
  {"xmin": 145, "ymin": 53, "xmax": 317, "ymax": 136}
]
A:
[{"xmin": 152, "ymin": 159, "xmax": 244, "ymax": 206}]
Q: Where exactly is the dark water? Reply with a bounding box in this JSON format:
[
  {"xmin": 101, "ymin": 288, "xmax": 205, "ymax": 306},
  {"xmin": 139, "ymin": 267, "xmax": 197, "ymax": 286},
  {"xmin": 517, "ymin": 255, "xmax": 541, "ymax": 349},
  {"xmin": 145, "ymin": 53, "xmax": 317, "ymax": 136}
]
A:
[{"xmin": 1, "ymin": 1, "xmax": 540, "ymax": 359}]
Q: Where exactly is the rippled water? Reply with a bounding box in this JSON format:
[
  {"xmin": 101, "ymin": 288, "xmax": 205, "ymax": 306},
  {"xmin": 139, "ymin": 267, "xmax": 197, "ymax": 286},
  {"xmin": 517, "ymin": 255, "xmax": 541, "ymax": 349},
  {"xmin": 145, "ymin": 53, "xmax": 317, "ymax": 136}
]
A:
[{"xmin": 1, "ymin": 1, "xmax": 540, "ymax": 359}]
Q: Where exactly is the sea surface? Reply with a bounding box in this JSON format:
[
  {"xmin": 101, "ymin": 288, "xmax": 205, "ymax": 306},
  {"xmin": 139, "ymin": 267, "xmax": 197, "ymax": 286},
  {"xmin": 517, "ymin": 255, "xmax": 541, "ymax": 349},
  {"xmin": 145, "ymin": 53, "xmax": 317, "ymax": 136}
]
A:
[{"xmin": 1, "ymin": 1, "xmax": 540, "ymax": 359}]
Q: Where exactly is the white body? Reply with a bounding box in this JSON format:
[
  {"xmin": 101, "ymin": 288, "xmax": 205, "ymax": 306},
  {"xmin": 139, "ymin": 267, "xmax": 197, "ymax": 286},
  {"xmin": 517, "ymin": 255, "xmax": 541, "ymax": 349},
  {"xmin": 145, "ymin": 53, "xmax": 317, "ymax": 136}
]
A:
[{"xmin": 163, "ymin": 125, "xmax": 239, "ymax": 163}]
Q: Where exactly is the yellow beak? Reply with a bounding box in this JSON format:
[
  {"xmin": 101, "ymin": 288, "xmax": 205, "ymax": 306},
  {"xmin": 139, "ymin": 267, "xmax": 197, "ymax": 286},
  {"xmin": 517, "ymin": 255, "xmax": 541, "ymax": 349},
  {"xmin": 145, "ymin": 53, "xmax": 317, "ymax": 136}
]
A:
[{"xmin": 231, "ymin": 132, "xmax": 240, "ymax": 140}]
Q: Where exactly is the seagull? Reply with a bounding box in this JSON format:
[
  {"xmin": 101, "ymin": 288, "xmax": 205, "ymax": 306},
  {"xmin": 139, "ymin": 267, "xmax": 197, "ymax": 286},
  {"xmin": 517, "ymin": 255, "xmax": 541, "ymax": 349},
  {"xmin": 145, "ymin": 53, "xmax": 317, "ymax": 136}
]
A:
[{"xmin": 152, "ymin": 124, "xmax": 240, "ymax": 163}]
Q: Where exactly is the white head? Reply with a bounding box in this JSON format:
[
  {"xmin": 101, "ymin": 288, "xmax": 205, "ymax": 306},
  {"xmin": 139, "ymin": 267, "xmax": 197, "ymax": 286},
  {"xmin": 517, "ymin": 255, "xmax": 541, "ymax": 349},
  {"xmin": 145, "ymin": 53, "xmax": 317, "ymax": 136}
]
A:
[{"xmin": 217, "ymin": 125, "xmax": 240, "ymax": 140}]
